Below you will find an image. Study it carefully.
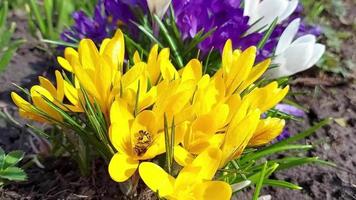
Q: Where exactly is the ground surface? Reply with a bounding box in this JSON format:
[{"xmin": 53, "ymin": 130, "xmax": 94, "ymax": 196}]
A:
[{"xmin": 0, "ymin": 5, "xmax": 355, "ymax": 200}]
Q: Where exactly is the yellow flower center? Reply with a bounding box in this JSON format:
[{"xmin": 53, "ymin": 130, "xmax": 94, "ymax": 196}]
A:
[{"xmin": 134, "ymin": 130, "xmax": 152, "ymax": 156}]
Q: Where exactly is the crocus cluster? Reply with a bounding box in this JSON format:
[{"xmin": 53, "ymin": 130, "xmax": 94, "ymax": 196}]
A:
[{"xmin": 13, "ymin": 30, "xmax": 290, "ymax": 199}]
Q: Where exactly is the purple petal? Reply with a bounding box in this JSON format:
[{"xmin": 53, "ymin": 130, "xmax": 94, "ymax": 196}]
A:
[{"xmin": 275, "ymin": 104, "xmax": 305, "ymax": 118}]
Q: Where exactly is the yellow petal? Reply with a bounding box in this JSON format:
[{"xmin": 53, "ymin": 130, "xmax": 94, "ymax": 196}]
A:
[
  {"xmin": 110, "ymin": 100, "xmax": 133, "ymax": 124},
  {"xmin": 174, "ymin": 145, "xmax": 194, "ymax": 166},
  {"xmin": 181, "ymin": 59, "xmax": 202, "ymax": 83},
  {"xmin": 226, "ymin": 94, "xmax": 242, "ymax": 123},
  {"xmin": 192, "ymin": 115, "xmax": 217, "ymax": 136},
  {"xmin": 55, "ymin": 70, "xmax": 65, "ymax": 101},
  {"xmin": 141, "ymin": 132, "xmax": 165, "ymax": 160},
  {"xmin": 193, "ymin": 181, "xmax": 232, "ymax": 200},
  {"xmin": 139, "ymin": 86, "xmax": 157, "ymax": 111},
  {"xmin": 160, "ymin": 58, "xmax": 179, "ymax": 81},
  {"xmin": 57, "ymin": 56, "xmax": 73, "ymax": 72},
  {"xmin": 99, "ymin": 38, "xmax": 111, "ymax": 54},
  {"xmin": 18, "ymin": 108, "xmax": 45, "ymax": 122},
  {"xmin": 121, "ymin": 62, "xmax": 146, "ymax": 88},
  {"xmin": 64, "ymin": 47, "xmax": 79, "ymax": 64},
  {"xmin": 111, "ymin": 123, "xmax": 132, "ymax": 156},
  {"xmin": 236, "ymin": 58, "xmax": 270, "ymax": 94},
  {"xmin": 139, "ymin": 162, "xmax": 175, "ymax": 197},
  {"xmin": 30, "ymin": 86, "xmax": 62, "ymax": 121},
  {"xmin": 245, "ymin": 82, "xmax": 289, "ymax": 112},
  {"xmin": 11, "ymin": 92, "xmax": 32, "ymax": 112},
  {"xmin": 108, "ymin": 153, "xmax": 139, "ymax": 182},
  {"xmin": 222, "ymin": 39, "xmax": 233, "ymax": 76},
  {"xmin": 147, "ymin": 44, "xmax": 159, "ymax": 84},
  {"xmin": 190, "ymin": 147, "xmax": 222, "ymax": 180},
  {"xmin": 78, "ymin": 39, "xmax": 99, "ymax": 70},
  {"xmin": 64, "ymin": 81, "xmax": 80, "ymax": 105},
  {"xmin": 71, "ymin": 61, "xmax": 100, "ymax": 100},
  {"xmin": 249, "ymin": 118, "xmax": 285, "ymax": 146},
  {"xmin": 102, "ymin": 30, "xmax": 125, "ymax": 71},
  {"xmin": 131, "ymin": 110, "xmax": 157, "ymax": 137},
  {"xmin": 221, "ymin": 109, "xmax": 260, "ymax": 167},
  {"xmin": 133, "ymin": 51, "xmax": 141, "ymax": 64},
  {"xmin": 226, "ymin": 46, "xmax": 256, "ymax": 96},
  {"xmin": 38, "ymin": 76, "xmax": 57, "ymax": 97}
]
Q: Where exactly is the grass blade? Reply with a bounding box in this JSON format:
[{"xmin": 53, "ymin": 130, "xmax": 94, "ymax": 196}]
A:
[
  {"xmin": 264, "ymin": 179, "xmax": 302, "ymax": 190},
  {"xmin": 252, "ymin": 162, "xmax": 267, "ymax": 200},
  {"xmin": 153, "ymin": 14, "xmax": 184, "ymax": 68},
  {"xmin": 257, "ymin": 18, "xmax": 278, "ymax": 50}
]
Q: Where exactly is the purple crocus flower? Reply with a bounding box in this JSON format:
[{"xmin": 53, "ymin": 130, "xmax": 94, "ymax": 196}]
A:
[
  {"xmin": 173, "ymin": 0, "xmax": 263, "ymax": 56},
  {"xmin": 275, "ymin": 104, "xmax": 305, "ymax": 118},
  {"xmin": 61, "ymin": 0, "xmax": 147, "ymax": 44},
  {"xmin": 277, "ymin": 128, "xmax": 290, "ymax": 141},
  {"xmin": 275, "ymin": 104, "xmax": 305, "ymax": 141}
]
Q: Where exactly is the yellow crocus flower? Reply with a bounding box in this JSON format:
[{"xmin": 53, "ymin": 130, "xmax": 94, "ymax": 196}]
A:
[
  {"xmin": 248, "ymin": 117, "xmax": 285, "ymax": 147},
  {"xmin": 57, "ymin": 30, "xmax": 125, "ymax": 116},
  {"xmin": 216, "ymin": 40, "xmax": 271, "ymax": 98},
  {"xmin": 139, "ymin": 147, "xmax": 232, "ymax": 200},
  {"xmin": 108, "ymin": 100, "xmax": 166, "ymax": 182},
  {"xmin": 243, "ymin": 81, "xmax": 289, "ymax": 112},
  {"xmin": 220, "ymin": 108, "xmax": 261, "ymax": 167},
  {"xmin": 11, "ymin": 70, "xmax": 82, "ymax": 122}
]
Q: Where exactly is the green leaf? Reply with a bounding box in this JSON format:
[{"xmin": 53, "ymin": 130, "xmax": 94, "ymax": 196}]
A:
[
  {"xmin": 168, "ymin": 4, "xmax": 181, "ymax": 41},
  {"xmin": 252, "ymin": 162, "xmax": 267, "ymax": 200},
  {"xmin": 164, "ymin": 113, "xmax": 172, "ymax": 174},
  {"xmin": 264, "ymin": 179, "xmax": 302, "ymax": 190},
  {"xmin": 44, "ymin": 0, "xmax": 54, "ymax": 39},
  {"xmin": 124, "ymin": 34, "xmax": 148, "ymax": 57},
  {"xmin": 268, "ymin": 118, "xmax": 331, "ymax": 149},
  {"xmin": 28, "ymin": 0, "xmax": 47, "ymax": 36},
  {"xmin": 240, "ymin": 145, "xmax": 313, "ymax": 164},
  {"xmin": 3, "ymin": 150, "xmax": 24, "ymax": 169},
  {"xmin": 56, "ymin": 0, "xmax": 75, "ymax": 33},
  {"xmin": 0, "ymin": 148, "xmax": 5, "ymax": 169},
  {"xmin": 131, "ymin": 20, "xmax": 164, "ymax": 47},
  {"xmin": 0, "ymin": 25, "xmax": 15, "ymax": 49},
  {"xmin": 0, "ymin": 39, "xmax": 25, "ymax": 71},
  {"xmin": 0, "ymin": 167, "xmax": 27, "ymax": 181},
  {"xmin": 257, "ymin": 17, "xmax": 278, "ymax": 50},
  {"xmin": 41, "ymin": 39, "xmax": 78, "ymax": 48},
  {"xmin": 183, "ymin": 27, "xmax": 217, "ymax": 57},
  {"xmin": 153, "ymin": 14, "xmax": 184, "ymax": 68},
  {"xmin": 273, "ymin": 157, "xmax": 336, "ymax": 171},
  {"xmin": 0, "ymin": 1, "xmax": 8, "ymax": 28}
]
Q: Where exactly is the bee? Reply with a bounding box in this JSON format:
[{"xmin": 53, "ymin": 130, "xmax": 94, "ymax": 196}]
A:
[{"xmin": 134, "ymin": 130, "xmax": 152, "ymax": 156}]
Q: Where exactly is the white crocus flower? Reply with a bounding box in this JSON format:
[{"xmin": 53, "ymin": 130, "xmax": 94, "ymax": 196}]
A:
[
  {"xmin": 147, "ymin": 0, "xmax": 171, "ymax": 19},
  {"xmin": 266, "ymin": 18, "xmax": 325, "ymax": 79},
  {"xmin": 244, "ymin": 0, "xmax": 298, "ymax": 34}
]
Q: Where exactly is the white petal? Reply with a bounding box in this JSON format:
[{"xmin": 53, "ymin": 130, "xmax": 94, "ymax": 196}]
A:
[
  {"xmin": 268, "ymin": 43, "xmax": 314, "ymax": 78},
  {"xmin": 266, "ymin": 56, "xmax": 290, "ymax": 78},
  {"xmin": 147, "ymin": 0, "xmax": 171, "ymax": 19},
  {"xmin": 247, "ymin": 0, "xmax": 287, "ymax": 33},
  {"xmin": 275, "ymin": 18, "xmax": 300, "ymax": 55},
  {"xmin": 278, "ymin": 0, "xmax": 298, "ymax": 22},
  {"xmin": 305, "ymin": 43, "xmax": 325, "ymax": 68},
  {"xmin": 244, "ymin": 0, "xmax": 260, "ymax": 18},
  {"xmin": 293, "ymin": 34, "xmax": 316, "ymax": 45}
]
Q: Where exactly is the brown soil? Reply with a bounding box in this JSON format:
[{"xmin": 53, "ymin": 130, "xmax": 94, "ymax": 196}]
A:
[{"xmin": 0, "ymin": 6, "xmax": 355, "ymax": 200}]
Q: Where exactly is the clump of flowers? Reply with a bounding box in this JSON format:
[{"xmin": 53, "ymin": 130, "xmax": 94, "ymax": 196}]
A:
[{"xmin": 11, "ymin": 29, "xmax": 331, "ymax": 199}]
